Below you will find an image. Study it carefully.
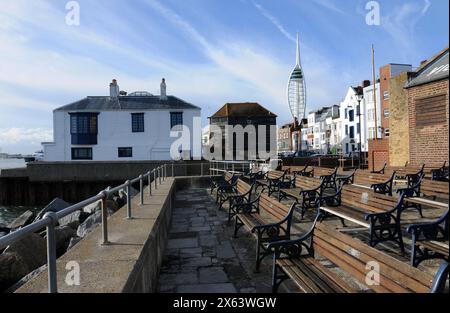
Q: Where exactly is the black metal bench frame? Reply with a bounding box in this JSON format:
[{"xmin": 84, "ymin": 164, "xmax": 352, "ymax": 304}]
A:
[
  {"xmin": 407, "ymin": 210, "xmax": 449, "ymax": 267},
  {"xmin": 233, "ymin": 193, "xmax": 299, "ymax": 272},
  {"xmin": 319, "ymin": 187, "xmax": 407, "ymax": 253}
]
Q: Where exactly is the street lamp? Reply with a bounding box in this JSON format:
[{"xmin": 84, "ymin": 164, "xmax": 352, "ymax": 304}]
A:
[{"xmin": 356, "ymin": 93, "xmax": 364, "ymax": 169}]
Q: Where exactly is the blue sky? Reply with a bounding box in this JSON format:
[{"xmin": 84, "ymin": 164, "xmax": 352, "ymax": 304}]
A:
[{"xmin": 0, "ymin": 0, "xmax": 448, "ymax": 154}]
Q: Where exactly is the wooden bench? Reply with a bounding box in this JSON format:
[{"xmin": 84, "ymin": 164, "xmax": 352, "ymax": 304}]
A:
[
  {"xmin": 278, "ymin": 176, "xmax": 335, "ymax": 218},
  {"xmin": 353, "ymin": 170, "xmax": 397, "ymax": 196},
  {"xmin": 269, "ymin": 219, "xmax": 449, "ymax": 293},
  {"xmin": 233, "ymin": 192, "xmax": 298, "ymax": 271},
  {"xmin": 214, "ymin": 172, "xmax": 241, "ymax": 203},
  {"xmin": 218, "ymin": 179, "xmax": 254, "ymax": 222},
  {"xmin": 210, "ymin": 171, "xmax": 235, "ymax": 195},
  {"xmin": 407, "ymin": 210, "xmax": 449, "ymax": 267},
  {"xmin": 255, "ymin": 170, "xmax": 292, "ymax": 196},
  {"xmin": 319, "ymin": 184, "xmax": 408, "ymax": 252}
]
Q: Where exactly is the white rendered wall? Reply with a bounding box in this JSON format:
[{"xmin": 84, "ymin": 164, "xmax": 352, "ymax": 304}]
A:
[{"xmin": 44, "ymin": 109, "xmax": 201, "ymax": 161}]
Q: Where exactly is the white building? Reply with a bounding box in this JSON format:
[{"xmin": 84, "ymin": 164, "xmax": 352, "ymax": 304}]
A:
[
  {"xmin": 363, "ymin": 82, "xmax": 382, "ymax": 141},
  {"xmin": 340, "ymin": 87, "xmax": 367, "ymax": 155},
  {"xmin": 43, "ymin": 79, "xmax": 201, "ymax": 161}
]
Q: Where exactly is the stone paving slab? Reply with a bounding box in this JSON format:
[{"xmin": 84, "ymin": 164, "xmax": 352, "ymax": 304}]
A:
[{"xmin": 157, "ymin": 187, "xmax": 274, "ymax": 293}]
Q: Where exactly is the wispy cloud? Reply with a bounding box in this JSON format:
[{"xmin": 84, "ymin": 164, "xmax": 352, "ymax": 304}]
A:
[
  {"xmin": 311, "ymin": 0, "xmax": 347, "ymax": 15},
  {"xmin": 251, "ymin": 1, "xmax": 296, "ymax": 42},
  {"xmin": 381, "ymin": 0, "xmax": 433, "ymax": 57}
]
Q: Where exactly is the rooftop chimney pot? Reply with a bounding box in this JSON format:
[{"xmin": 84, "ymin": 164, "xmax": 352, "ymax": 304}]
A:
[
  {"xmin": 110, "ymin": 79, "xmax": 120, "ymax": 98},
  {"xmin": 160, "ymin": 78, "xmax": 167, "ymax": 100}
]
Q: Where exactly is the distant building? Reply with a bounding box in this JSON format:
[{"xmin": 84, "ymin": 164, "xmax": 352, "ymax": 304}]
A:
[
  {"xmin": 363, "ymin": 81, "xmax": 382, "ymax": 142},
  {"xmin": 340, "ymin": 86, "xmax": 366, "ymax": 155},
  {"xmin": 208, "ymin": 103, "xmax": 277, "ymax": 160},
  {"xmin": 43, "ymin": 79, "xmax": 201, "ymax": 161},
  {"xmin": 405, "ymin": 48, "xmax": 449, "ymax": 166},
  {"xmin": 278, "ymin": 122, "xmax": 295, "ymax": 153}
]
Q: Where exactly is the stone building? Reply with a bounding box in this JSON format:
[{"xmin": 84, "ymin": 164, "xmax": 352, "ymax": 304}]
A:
[{"xmin": 208, "ymin": 102, "xmax": 277, "ymax": 160}]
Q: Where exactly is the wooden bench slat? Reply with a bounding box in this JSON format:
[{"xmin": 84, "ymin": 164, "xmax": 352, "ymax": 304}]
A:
[{"xmin": 316, "ymin": 223, "xmax": 434, "ymax": 288}]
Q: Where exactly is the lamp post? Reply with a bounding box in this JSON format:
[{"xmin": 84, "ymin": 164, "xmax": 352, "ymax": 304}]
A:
[{"xmin": 356, "ymin": 94, "xmax": 364, "ymax": 169}]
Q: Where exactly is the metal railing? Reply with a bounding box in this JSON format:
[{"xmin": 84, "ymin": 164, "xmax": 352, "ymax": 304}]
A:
[
  {"xmin": 209, "ymin": 160, "xmax": 253, "ymax": 176},
  {"xmin": 0, "ymin": 164, "xmax": 170, "ymax": 293}
]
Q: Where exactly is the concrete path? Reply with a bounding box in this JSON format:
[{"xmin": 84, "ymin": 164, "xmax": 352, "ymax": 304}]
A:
[{"xmin": 157, "ymin": 188, "xmax": 276, "ymax": 293}]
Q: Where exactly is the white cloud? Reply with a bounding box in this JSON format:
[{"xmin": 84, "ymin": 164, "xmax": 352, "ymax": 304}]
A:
[
  {"xmin": 0, "ymin": 128, "xmax": 53, "ymax": 145},
  {"xmin": 251, "ymin": 1, "xmax": 296, "ymax": 42}
]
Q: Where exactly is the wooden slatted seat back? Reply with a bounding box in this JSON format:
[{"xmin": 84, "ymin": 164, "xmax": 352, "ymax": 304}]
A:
[
  {"xmin": 259, "ymin": 193, "xmax": 290, "ymax": 222},
  {"xmin": 236, "ymin": 179, "xmax": 252, "ymax": 195},
  {"xmin": 267, "ymin": 170, "xmax": 285, "ymax": 180},
  {"xmin": 224, "ymin": 172, "xmax": 234, "ymax": 182},
  {"xmin": 294, "ymin": 176, "xmax": 322, "ymax": 190},
  {"xmin": 354, "ymin": 171, "xmax": 393, "ymax": 184},
  {"xmin": 340, "ymin": 185, "xmax": 398, "ymax": 212},
  {"xmin": 313, "ymin": 223, "xmax": 434, "ymax": 293},
  {"xmin": 420, "ymin": 180, "xmax": 449, "ymax": 200},
  {"xmin": 313, "ymin": 167, "xmax": 336, "ymax": 177}
]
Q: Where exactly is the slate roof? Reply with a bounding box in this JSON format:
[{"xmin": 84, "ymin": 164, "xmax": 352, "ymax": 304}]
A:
[
  {"xmin": 54, "ymin": 95, "xmax": 201, "ymax": 112},
  {"xmin": 405, "ymin": 48, "xmax": 449, "ymax": 88},
  {"xmin": 210, "ymin": 102, "xmax": 277, "ymax": 118}
]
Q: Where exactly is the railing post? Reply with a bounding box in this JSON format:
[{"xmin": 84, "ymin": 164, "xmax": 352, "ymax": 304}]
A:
[
  {"xmin": 159, "ymin": 167, "xmax": 162, "ymax": 185},
  {"xmin": 162, "ymin": 165, "xmax": 165, "ymax": 181},
  {"xmin": 154, "ymin": 169, "xmax": 158, "ymax": 190},
  {"xmin": 126, "ymin": 180, "xmax": 132, "ymax": 219},
  {"xmin": 172, "ymin": 163, "xmax": 174, "ymax": 177},
  {"xmin": 201, "ymin": 162, "xmax": 203, "ymax": 176},
  {"xmin": 100, "ymin": 189, "xmax": 110, "ymax": 245},
  {"xmin": 147, "ymin": 171, "xmax": 152, "ymax": 197},
  {"xmin": 139, "ymin": 175, "xmax": 144, "ymax": 205},
  {"xmin": 43, "ymin": 212, "xmax": 58, "ymax": 293}
]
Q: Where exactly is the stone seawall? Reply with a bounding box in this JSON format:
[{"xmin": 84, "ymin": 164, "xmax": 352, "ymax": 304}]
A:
[{"xmin": 16, "ymin": 177, "xmax": 177, "ymax": 293}]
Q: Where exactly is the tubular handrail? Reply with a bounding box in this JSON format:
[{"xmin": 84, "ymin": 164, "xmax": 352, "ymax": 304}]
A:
[{"xmin": 0, "ymin": 164, "xmax": 170, "ymax": 293}]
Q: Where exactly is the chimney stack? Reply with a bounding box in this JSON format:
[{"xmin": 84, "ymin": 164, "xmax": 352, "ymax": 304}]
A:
[
  {"xmin": 160, "ymin": 78, "xmax": 167, "ymax": 100},
  {"xmin": 110, "ymin": 79, "xmax": 120, "ymax": 98},
  {"xmin": 362, "ymin": 80, "xmax": 371, "ymax": 88}
]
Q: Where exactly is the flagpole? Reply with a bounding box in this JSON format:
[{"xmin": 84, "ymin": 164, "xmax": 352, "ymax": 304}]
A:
[{"xmin": 372, "ymin": 44, "xmax": 378, "ymax": 140}]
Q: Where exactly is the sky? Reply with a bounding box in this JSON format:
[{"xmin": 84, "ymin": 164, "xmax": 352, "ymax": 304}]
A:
[{"xmin": 0, "ymin": 0, "xmax": 448, "ymax": 154}]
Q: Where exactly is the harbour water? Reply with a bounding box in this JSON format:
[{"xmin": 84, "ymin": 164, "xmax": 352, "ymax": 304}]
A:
[{"xmin": 0, "ymin": 159, "xmax": 29, "ymax": 225}]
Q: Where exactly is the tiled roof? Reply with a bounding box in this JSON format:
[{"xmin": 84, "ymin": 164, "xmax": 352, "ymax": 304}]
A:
[
  {"xmin": 210, "ymin": 102, "xmax": 277, "ymax": 118},
  {"xmin": 54, "ymin": 95, "xmax": 201, "ymax": 112}
]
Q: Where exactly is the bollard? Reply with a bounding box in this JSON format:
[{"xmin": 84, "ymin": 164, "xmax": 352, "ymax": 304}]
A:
[
  {"xmin": 139, "ymin": 175, "xmax": 144, "ymax": 205},
  {"xmin": 43, "ymin": 212, "xmax": 58, "ymax": 293},
  {"xmin": 147, "ymin": 171, "xmax": 152, "ymax": 197},
  {"xmin": 126, "ymin": 180, "xmax": 132, "ymax": 219},
  {"xmin": 100, "ymin": 189, "xmax": 110, "ymax": 245}
]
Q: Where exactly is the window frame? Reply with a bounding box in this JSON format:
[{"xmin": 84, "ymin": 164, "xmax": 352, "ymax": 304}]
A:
[
  {"xmin": 118, "ymin": 147, "xmax": 133, "ymax": 158},
  {"xmin": 170, "ymin": 112, "xmax": 184, "ymax": 129},
  {"xmin": 71, "ymin": 148, "xmax": 93, "ymax": 160},
  {"xmin": 131, "ymin": 113, "xmax": 145, "ymax": 133}
]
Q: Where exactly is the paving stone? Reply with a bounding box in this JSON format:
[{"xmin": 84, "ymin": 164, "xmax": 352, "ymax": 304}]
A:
[
  {"xmin": 190, "ymin": 217, "xmax": 205, "ymax": 224},
  {"xmin": 216, "ymin": 241, "xmax": 236, "ymax": 259},
  {"xmin": 202, "ymin": 246, "xmax": 216, "ymax": 257},
  {"xmin": 199, "ymin": 234, "xmax": 218, "ymax": 247},
  {"xmin": 189, "ymin": 225, "xmax": 211, "ymax": 232},
  {"xmin": 180, "ymin": 247, "xmax": 203, "ymax": 258},
  {"xmin": 159, "ymin": 272, "xmax": 198, "ymax": 285},
  {"xmin": 167, "ymin": 238, "xmax": 198, "ymax": 249},
  {"xmin": 177, "ymin": 283, "xmax": 237, "ymax": 293},
  {"xmin": 199, "ymin": 267, "xmax": 228, "ymax": 284},
  {"xmin": 180, "ymin": 257, "xmax": 212, "ymax": 268}
]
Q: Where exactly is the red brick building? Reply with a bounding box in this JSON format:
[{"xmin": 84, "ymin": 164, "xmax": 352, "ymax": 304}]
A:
[{"xmin": 405, "ymin": 48, "xmax": 449, "ymax": 166}]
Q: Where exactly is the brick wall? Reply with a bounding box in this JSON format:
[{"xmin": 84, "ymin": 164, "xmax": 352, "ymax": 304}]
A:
[
  {"xmin": 368, "ymin": 138, "xmax": 389, "ymax": 171},
  {"xmin": 407, "ymin": 79, "xmax": 449, "ymax": 166},
  {"xmin": 389, "ymin": 72, "xmax": 410, "ymax": 166}
]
